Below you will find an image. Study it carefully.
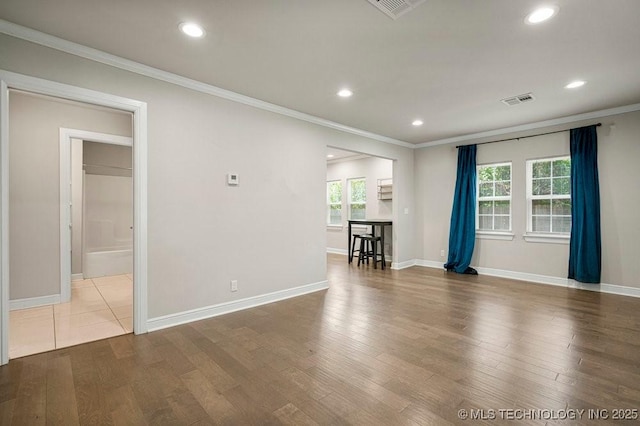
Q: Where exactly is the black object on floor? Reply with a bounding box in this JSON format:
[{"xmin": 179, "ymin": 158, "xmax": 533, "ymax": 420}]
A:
[{"xmin": 443, "ymin": 265, "xmax": 478, "ymax": 275}]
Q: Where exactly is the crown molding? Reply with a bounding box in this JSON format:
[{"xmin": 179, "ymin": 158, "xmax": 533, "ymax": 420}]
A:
[
  {"xmin": 0, "ymin": 19, "xmax": 414, "ymax": 149},
  {"xmin": 4, "ymin": 19, "xmax": 639, "ymax": 152},
  {"xmin": 416, "ymin": 102, "xmax": 640, "ymax": 149}
]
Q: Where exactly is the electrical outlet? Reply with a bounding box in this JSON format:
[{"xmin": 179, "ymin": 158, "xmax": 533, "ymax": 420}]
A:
[
  {"xmin": 440, "ymin": 249, "xmax": 445, "ymax": 257},
  {"xmin": 230, "ymin": 280, "xmax": 238, "ymax": 292}
]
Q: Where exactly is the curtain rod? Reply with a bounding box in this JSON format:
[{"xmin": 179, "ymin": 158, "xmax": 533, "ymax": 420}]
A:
[{"xmin": 456, "ymin": 123, "xmax": 602, "ymax": 148}]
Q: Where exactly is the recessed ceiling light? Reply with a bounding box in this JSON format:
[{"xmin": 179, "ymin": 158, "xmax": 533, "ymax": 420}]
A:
[
  {"xmin": 525, "ymin": 6, "xmax": 559, "ymax": 24},
  {"xmin": 327, "ymin": 154, "xmax": 335, "ymax": 158},
  {"xmin": 337, "ymin": 89, "xmax": 353, "ymax": 98},
  {"xmin": 565, "ymin": 80, "xmax": 586, "ymax": 89},
  {"xmin": 412, "ymin": 119, "xmax": 424, "ymax": 126},
  {"xmin": 179, "ymin": 22, "xmax": 205, "ymax": 38}
]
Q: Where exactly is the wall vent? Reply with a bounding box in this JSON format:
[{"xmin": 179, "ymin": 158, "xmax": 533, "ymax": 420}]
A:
[
  {"xmin": 366, "ymin": 0, "xmax": 426, "ymax": 20},
  {"xmin": 501, "ymin": 93, "xmax": 536, "ymax": 106}
]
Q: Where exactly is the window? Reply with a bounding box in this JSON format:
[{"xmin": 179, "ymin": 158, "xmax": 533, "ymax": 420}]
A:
[
  {"xmin": 527, "ymin": 156, "xmax": 571, "ymax": 233},
  {"xmin": 326, "ymin": 180, "xmax": 342, "ymax": 225},
  {"xmin": 477, "ymin": 163, "xmax": 512, "ymax": 231},
  {"xmin": 348, "ymin": 178, "xmax": 366, "ymax": 220}
]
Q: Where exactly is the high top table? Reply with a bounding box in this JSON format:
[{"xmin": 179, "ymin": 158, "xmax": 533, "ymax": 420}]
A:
[{"xmin": 347, "ymin": 219, "xmax": 392, "ymax": 269}]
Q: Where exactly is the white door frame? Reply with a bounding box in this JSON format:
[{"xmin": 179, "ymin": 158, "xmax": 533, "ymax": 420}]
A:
[
  {"xmin": 59, "ymin": 128, "xmax": 133, "ymax": 303},
  {"xmin": 0, "ymin": 70, "xmax": 149, "ymax": 365}
]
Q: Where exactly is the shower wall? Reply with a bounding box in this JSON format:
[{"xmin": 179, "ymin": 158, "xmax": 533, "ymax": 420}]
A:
[
  {"xmin": 81, "ymin": 142, "xmax": 133, "ymax": 278},
  {"xmin": 84, "ymin": 173, "xmax": 133, "ymax": 252}
]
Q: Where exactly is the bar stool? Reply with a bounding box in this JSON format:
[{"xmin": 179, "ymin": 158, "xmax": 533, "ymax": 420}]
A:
[
  {"xmin": 357, "ymin": 235, "xmax": 385, "ymax": 269},
  {"xmin": 350, "ymin": 233, "xmax": 372, "ymax": 263}
]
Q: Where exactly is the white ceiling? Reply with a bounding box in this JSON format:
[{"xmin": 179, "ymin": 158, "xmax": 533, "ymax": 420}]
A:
[
  {"xmin": 1, "ymin": 0, "xmax": 639, "ymax": 145},
  {"xmin": 327, "ymin": 147, "xmax": 369, "ymax": 162}
]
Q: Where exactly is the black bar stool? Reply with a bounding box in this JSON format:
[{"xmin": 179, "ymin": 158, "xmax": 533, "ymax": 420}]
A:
[
  {"xmin": 357, "ymin": 235, "xmax": 385, "ymax": 269},
  {"xmin": 350, "ymin": 233, "xmax": 371, "ymax": 263}
]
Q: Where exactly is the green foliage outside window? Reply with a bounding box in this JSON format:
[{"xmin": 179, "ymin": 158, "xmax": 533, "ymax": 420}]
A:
[
  {"xmin": 327, "ymin": 181, "xmax": 342, "ymax": 225},
  {"xmin": 349, "ymin": 178, "xmax": 366, "ymax": 220},
  {"xmin": 529, "ymin": 157, "xmax": 571, "ymax": 233},
  {"xmin": 477, "ymin": 163, "xmax": 511, "ymax": 231}
]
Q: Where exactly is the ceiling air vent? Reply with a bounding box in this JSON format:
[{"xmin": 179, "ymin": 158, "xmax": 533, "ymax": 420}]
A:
[
  {"xmin": 366, "ymin": 0, "xmax": 426, "ymax": 20},
  {"xmin": 501, "ymin": 93, "xmax": 536, "ymax": 106}
]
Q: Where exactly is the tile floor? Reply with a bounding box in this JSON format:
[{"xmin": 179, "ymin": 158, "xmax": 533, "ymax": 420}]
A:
[{"xmin": 9, "ymin": 274, "xmax": 132, "ymax": 359}]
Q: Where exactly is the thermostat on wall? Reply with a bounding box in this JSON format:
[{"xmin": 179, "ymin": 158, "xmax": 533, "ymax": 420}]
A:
[{"xmin": 227, "ymin": 173, "xmax": 239, "ymax": 185}]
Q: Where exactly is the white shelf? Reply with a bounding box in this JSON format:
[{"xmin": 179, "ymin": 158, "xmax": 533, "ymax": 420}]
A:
[{"xmin": 377, "ymin": 178, "xmax": 392, "ymax": 200}]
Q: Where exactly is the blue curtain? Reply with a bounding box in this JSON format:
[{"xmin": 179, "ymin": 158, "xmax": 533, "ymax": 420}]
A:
[
  {"xmin": 568, "ymin": 125, "xmax": 601, "ymax": 283},
  {"xmin": 445, "ymin": 145, "xmax": 477, "ymax": 274}
]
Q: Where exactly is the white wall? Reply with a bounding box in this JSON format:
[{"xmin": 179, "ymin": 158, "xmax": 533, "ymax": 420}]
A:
[
  {"xmin": 326, "ymin": 156, "xmax": 393, "ymax": 256},
  {"xmin": 8, "ymin": 91, "xmax": 132, "ymax": 300},
  {"xmin": 415, "ymin": 110, "xmax": 640, "ymax": 289},
  {"xmin": 84, "ymin": 174, "xmax": 133, "ymax": 252},
  {"xmin": 71, "ymin": 138, "xmax": 83, "ymax": 274},
  {"xmin": 0, "ymin": 33, "xmax": 416, "ymax": 319}
]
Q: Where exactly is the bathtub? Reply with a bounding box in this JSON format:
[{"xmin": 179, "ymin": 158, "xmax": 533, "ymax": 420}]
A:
[{"xmin": 83, "ymin": 248, "xmax": 133, "ymax": 279}]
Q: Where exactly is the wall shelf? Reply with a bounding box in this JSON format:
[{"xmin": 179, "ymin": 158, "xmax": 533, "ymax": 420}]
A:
[{"xmin": 377, "ymin": 178, "xmax": 392, "ymax": 200}]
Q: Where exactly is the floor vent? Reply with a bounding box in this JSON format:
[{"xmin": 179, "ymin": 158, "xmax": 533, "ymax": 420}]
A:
[
  {"xmin": 501, "ymin": 93, "xmax": 536, "ymax": 106},
  {"xmin": 366, "ymin": 0, "xmax": 426, "ymax": 20}
]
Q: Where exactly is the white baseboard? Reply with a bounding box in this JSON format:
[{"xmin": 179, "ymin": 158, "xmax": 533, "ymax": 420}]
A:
[
  {"xmin": 415, "ymin": 259, "xmax": 444, "ymax": 269},
  {"xmin": 71, "ymin": 273, "xmax": 84, "ymax": 281},
  {"xmin": 391, "ymin": 259, "xmax": 416, "ymax": 270},
  {"xmin": 147, "ymin": 280, "xmax": 329, "ymax": 332},
  {"xmin": 10, "ymin": 294, "xmax": 61, "ymax": 310},
  {"xmin": 416, "ymin": 259, "xmax": 640, "ymax": 299},
  {"xmin": 327, "ymin": 248, "xmax": 348, "ymax": 256}
]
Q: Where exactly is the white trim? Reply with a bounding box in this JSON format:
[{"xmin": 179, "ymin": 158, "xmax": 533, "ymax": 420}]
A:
[
  {"xmin": 0, "ymin": 79, "xmax": 8, "ymax": 366},
  {"xmin": 327, "ymin": 248, "xmax": 348, "ymax": 256},
  {"xmin": 0, "ymin": 70, "xmax": 149, "ymax": 366},
  {"xmin": 59, "ymin": 129, "xmax": 133, "ymax": 303},
  {"xmin": 392, "ymin": 259, "xmax": 418, "ymax": 270},
  {"xmin": 62, "ymin": 128, "xmax": 132, "ymax": 146},
  {"xmin": 414, "ymin": 259, "xmax": 443, "ymax": 269},
  {"xmin": 476, "ymin": 231, "xmax": 515, "ymax": 241},
  {"xmin": 416, "ymin": 260, "xmax": 640, "ymax": 298},
  {"xmin": 327, "ymin": 154, "xmax": 371, "ymax": 164},
  {"xmin": 416, "ymin": 103, "xmax": 640, "ymax": 148},
  {"xmin": 10, "ymin": 294, "xmax": 61, "ymax": 311},
  {"xmin": 522, "ymin": 233, "xmax": 570, "ymax": 244},
  {"xmin": 71, "ymin": 273, "xmax": 83, "ymax": 281},
  {"xmin": 147, "ymin": 280, "xmax": 329, "ymax": 332},
  {"xmin": 0, "ymin": 19, "xmax": 413, "ymax": 149},
  {"xmin": 473, "ymin": 266, "xmax": 569, "ymax": 287}
]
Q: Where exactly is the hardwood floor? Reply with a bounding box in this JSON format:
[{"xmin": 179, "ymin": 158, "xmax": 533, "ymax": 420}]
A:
[{"xmin": 2, "ymin": 253, "xmax": 640, "ymax": 425}]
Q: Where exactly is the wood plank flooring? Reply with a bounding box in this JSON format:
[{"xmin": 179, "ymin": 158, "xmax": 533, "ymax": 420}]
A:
[{"xmin": 2, "ymin": 253, "xmax": 640, "ymax": 425}]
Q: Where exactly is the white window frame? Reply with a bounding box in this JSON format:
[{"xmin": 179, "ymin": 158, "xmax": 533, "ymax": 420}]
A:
[
  {"xmin": 524, "ymin": 156, "xmax": 571, "ymax": 244},
  {"xmin": 326, "ymin": 180, "xmax": 343, "ymax": 226},
  {"xmin": 476, "ymin": 162, "xmax": 513, "ymax": 238},
  {"xmin": 347, "ymin": 177, "xmax": 366, "ymax": 220}
]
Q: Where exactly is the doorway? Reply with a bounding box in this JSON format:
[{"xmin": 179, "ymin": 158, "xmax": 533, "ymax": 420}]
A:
[
  {"xmin": 325, "ymin": 147, "xmax": 396, "ymax": 265},
  {"xmin": 0, "ymin": 70, "xmax": 149, "ymax": 365}
]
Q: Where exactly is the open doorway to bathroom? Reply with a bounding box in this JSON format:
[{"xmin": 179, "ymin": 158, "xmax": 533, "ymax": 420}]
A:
[{"xmin": 7, "ymin": 90, "xmax": 133, "ymax": 358}]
